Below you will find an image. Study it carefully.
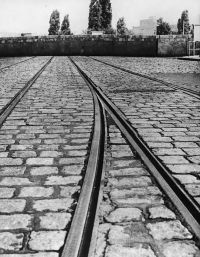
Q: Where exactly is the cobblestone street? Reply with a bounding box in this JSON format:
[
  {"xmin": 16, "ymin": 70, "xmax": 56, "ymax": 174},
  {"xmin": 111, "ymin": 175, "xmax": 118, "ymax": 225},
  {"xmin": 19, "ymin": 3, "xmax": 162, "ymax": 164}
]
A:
[{"xmin": 0, "ymin": 56, "xmax": 200, "ymax": 256}]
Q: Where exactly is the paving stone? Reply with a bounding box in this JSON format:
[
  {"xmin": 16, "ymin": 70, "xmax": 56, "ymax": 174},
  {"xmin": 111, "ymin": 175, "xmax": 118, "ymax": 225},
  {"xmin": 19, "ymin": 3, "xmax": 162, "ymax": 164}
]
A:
[
  {"xmin": 0, "ymin": 177, "xmax": 33, "ymax": 186},
  {"xmin": 172, "ymin": 136, "xmax": 199, "ymax": 142},
  {"xmin": 143, "ymin": 136, "xmax": 172, "ymax": 142},
  {"xmin": 148, "ymin": 206, "xmax": 176, "ymax": 219},
  {"xmin": 0, "ymin": 166, "xmax": 26, "ymax": 176},
  {"xmin": 105, "ymin": 245, "xmax": 156, "ymax": 257},
  {"xmin": 10, "ymin": 145, "xmax": 33, "ymax": 150},
  {"xmin": 113, "ymin": 195, "xmax": 164, "ymax": 207},
  {"xmin": 109, "ymin": 168, "xmax": 148, "ymax": 177},
  {"xmin": 174, "ymin": 142, "xmax": 198, "ymax": 148},
  {"xmin": 61, "ymin": 165, "xmax": 83, "ymax": 175},
  {"xmin": 162, "ymin": 241, "xmax": 199, "ymax": 257},
  {"xmin": 174, "ymin": 174, "xmax": 199, "ymax": 184},
  {"xmin": 0, "ymin": 187, "xmax": 15, "ymax": 198},
  {"xmin": 68, "ymin": 150, "xmax": 87, "ymax": 156},
  {"xmin": 112, "ymin": 160, "xmax": 141, "ymax": 168},
  {"xmin": 33, "ymin": 198, "xmax": 73, "ymax": 211},
  {"xmin": 30, "ymin": 166, "xmax": 58, "ymax": 175},
  {"xmin": 40, "ymin": 151, "xmax": 63, "ymax": 157},
  {"xmin": 188, "ymin": 156, "xmax": 200, "ymax": 164},
  {"xmin": 39, "ymin": 212, "xmax": 71, "ymax": 229},
  {"xmin": 29, "ymin": 231, "xmax": 66, "ymax": 250},
  {"xmin": 59, "ymin": 157, "xmax": 85, "ymax": 165},
  {"xmin": 19, "ymin": 187, "xmax": 54, "ymax": 197},
  {"xmin": 0, "ymin": 158, "xmax": 23, "ymax": 166},
  {"xmin": 147, "ymin": 221, "xmax": 192, "ymax": 240},
  {"xmin": 60, "ymin": 186, "xmax": 80, "ymax": 197},
  {"xmin": 0, "ymin": 152, "xmax": 8, "ymax": 157},
  {"xmin": 109, "ymin": 177, "xmax": 152, "ymax": 188},
  {"xmin": 111, "ymin": 151, "xmax": 133, "ymax": 158},
  {"xmin": 0, "ymin": 199, "xmax": 26, "ymax": 213},
  {"xmin": 0, "ymin": 254, "xmax": 58, "ymax": 257},
  {"xmin": 183, "ymin": 148, "xmax": 200, "ymax": 155},
  {"xmin": 0, "ymin": 232, "xmax": 24, "ymax": 250},
  {"xmin": 110, "ymin": 187, "xmax": 162, "ymax": 199},
  {"xmin": 37, "ymin": 145, "xmax": 59, "ymax": 150},
  {"xmin": 158, "ymin": 156, "xmax": 189, "ymax": 164},
  {"xmin": 12, "ymin": 151, "xmax": 37, "ymax": 158},
  {"xmin": 105, "ymin": 208, "xmax": 142, "ymax": 223},
  {"xmin": 26, "ymin": 158, "xmax": 54, "ymax": 165},
  {"xmin": 0, "ymin": 214, "xmax": 32, "ymax": 230},
  {"xmin": 63, "ymin": 145, "xmax": 87, "ymax": 150},
  {"xmin": 185, "ymin": 184, "xmax": 200, "ymax": 196},
  {"xmin": 45, "ymin": 175, "xmax": 81, "ymax": 185},
  {"xmin": 167, "ymin": 164, "xmax": 200, "ymax": 174},
  {"xmin": 146, "ymin": 142, "xmax": 173, "ymax": 148},
  {"xmin": 108, "ymin": 224, "xmax": 152, "ymax": 246},
  {"xmin": 44, "ymin": 139, "xmax": 67, "ymax": 144},
  {"xmin": 153, "ymin": 148, "xmax": 185, "ymax": 156}
]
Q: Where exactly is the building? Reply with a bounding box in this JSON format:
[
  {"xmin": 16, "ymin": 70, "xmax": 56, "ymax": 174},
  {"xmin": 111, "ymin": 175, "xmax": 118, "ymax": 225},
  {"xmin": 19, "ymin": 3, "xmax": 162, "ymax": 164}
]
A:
[{"xmin": 133, "ymin": 17, "xmax": 157, "ymax": 36}]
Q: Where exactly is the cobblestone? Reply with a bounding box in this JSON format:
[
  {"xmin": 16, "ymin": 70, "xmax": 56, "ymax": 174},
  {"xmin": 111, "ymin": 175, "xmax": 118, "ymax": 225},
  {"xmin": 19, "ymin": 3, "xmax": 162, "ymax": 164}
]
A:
[
  {"xmin": 0, "ymin": 199, "xmax": 26, "ymax": 213},
  {"xmin": 29, "ymin": 231, "xmax": 66, "ymax": 250},
  {"xmin": 147, "ymin": 221, "xmax": 192, "ymax": 240},
  {"xmin": 0, "ymin": 232, "xmax": 24, "ymax": 250},
  {"xmin": 0, "ymin": 214, "xmax": 32, "ymax": 230},
  {"xmin": 0, "ymin": 57, "xmax": 94, "ymax": 255},
  {"xmin": 33, "ymin": 198, "xmax": 74, "ymax": 212}
]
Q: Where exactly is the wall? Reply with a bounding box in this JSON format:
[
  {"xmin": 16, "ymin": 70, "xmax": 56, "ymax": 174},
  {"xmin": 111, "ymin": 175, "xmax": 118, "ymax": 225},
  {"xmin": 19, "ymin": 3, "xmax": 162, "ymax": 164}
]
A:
[
  {"xmin": 0, "ymin": 35, "xmax": 193, "ymax": 57},
  {"xmin": 157, "ymin": 35, "xmax": 189, "ymax": 57},
  {"xmin": 0, "ymin": 35, "xmax": 157, "ymax": 57}
]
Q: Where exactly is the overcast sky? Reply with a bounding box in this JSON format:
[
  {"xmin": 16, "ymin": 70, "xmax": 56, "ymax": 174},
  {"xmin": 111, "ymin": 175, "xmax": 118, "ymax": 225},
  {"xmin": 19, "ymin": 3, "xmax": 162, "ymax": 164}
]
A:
[{"xmin": 0, "ymin": 0, "xmax": 199, "ymax": 35}]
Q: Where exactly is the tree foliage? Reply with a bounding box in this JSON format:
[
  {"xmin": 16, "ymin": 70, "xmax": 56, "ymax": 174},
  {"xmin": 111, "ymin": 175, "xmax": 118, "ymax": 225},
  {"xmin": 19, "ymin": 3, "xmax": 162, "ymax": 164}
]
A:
[
  {"xmin": 61, "ymin": 15, "xmax": 71, "ymax": 35},
  {"xmin": 48, "ymin": 10, "xmax": 60, "ymax": 35},
  {"xmin": 88, "ymin": 0, "xmax": 112, "ymax": 32},
  {"xmin": 100, "ymin": 0, "xmax": 112, "ymax": 30},
  {"xmin": 157, "ymin": 18, "xmax": 171, "ymax": 35},
  {"xmin": 88, "ymin": 0, "xmax": 102, "ymax": 31},
  {"xmin": 117, "ymin": 17, "xmax": 127, "ymax": 36},
  {"xmin": 177, "ymin": 10, "xmax": 190, "ymax": 34}
]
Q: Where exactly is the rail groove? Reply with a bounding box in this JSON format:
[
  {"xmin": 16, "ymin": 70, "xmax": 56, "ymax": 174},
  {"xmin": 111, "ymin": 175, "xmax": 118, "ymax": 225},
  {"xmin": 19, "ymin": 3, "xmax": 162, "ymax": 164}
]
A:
[
  {"xmin": 61, "ymin": 68, "xmax": 105, "ymax": 257},
  {"xmin": 90, "ymin": 57, "xmax": 200, "ymax": 99},
  {"xmin": 69, "ymin": 57, "xmax": 200, "ymax": 250},
  {"xmin": 0, "ymin": 56, "xmax": 53, "ymax": 128}
]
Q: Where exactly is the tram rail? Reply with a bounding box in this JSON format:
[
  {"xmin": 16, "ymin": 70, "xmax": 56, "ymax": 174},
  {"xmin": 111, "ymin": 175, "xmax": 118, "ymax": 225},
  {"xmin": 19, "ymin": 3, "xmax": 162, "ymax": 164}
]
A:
[
  {"xmin": 0, "ymin": 57, "xmax": 53, "ymax": 128},
  {"xmin": 62, "ymin": 56, "xmax": 200, "ymax": 257},
  {"xmin": 90, "ymin": 57, "xmax": 200, "ymax": 99}
]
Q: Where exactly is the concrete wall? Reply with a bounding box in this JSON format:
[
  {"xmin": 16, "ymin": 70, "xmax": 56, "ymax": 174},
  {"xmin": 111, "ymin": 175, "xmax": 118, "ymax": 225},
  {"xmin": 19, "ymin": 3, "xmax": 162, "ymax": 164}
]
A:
[
  {"xmin": 157, "ymin": 35, "xmax": 189, "ymax": 57},
  {"xmin": 0, "ymin": 35, "xmax": 157, "ymax": 57}
]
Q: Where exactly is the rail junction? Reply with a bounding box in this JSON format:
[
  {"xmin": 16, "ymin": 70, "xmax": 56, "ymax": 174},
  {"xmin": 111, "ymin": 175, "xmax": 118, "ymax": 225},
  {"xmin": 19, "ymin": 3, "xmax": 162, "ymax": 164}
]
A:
[{"xmin": 0, "ymin": 56, "xmax": 199, "ymax": 257}]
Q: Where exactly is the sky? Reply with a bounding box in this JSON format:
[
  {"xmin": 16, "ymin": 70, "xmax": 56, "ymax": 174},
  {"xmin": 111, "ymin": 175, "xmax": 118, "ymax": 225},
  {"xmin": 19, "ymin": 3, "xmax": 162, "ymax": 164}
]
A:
[{"xmin": 0, "ymin": 0, "xmax": 199, "ymax": 35}]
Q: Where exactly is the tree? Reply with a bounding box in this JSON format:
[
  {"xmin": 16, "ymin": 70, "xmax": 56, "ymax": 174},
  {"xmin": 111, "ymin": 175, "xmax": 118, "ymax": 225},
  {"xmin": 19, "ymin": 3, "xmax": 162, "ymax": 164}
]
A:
[
  {"xmin": 48, "ymin": 10, "xmax": 60, "ymax": 35},
  {"xmin": 88, "ymin": 0, "xmax": 102, "ymax": 31},
  {"xmin": 100, "ymin": 0, "xmax": 112, "ymax": 30},
  {"xmin": 117, "ymin": 17, "xmax": 127, "ymax": 36},
  {"xmin": 177, "ymin": 10, "xmax": 190, "ymax": 34},
  {"xmin": 157, "ymin": 18, "xmax": 171, "ymax": 35},
  {"xmin": 61, "ymin": 15, "xmax": 71, "ymax": 35}
]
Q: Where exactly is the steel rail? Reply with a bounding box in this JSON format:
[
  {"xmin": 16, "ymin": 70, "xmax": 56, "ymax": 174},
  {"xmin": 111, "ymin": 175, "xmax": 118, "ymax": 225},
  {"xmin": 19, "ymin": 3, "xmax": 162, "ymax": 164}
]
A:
[
  {"xmin": 61, "ymin": 61, "xmax": 105, "ymax": 257},
  {"xmin": 70, "ymin": 57, "xmax": 200, "ymax": 242},
  {"xmin": 0, "ymin": 57, "xmax": 36, "ymax": 71},
  {"xmin": 90, "ymin": 57, "xmax": 200, "ymax": 100},
  {"xmin": 0, "ymin": 56, "xmax": 53, "ymax": 128}
]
